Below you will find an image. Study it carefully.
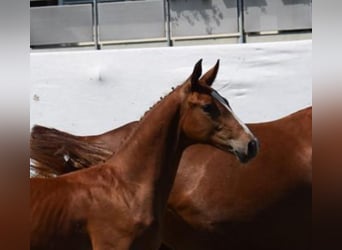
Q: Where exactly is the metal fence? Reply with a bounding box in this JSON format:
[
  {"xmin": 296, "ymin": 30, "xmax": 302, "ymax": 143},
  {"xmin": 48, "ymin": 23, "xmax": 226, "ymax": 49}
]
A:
[{"xmin": 30, "ymin": 0, "xmax": 312, "ymax": 48}]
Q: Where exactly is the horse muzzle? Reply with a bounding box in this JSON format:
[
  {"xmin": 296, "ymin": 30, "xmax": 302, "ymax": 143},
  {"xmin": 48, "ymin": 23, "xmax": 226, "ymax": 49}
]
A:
[{"xmin": 235, "ymin": 138, "xmax": 259, "ymax": 163}]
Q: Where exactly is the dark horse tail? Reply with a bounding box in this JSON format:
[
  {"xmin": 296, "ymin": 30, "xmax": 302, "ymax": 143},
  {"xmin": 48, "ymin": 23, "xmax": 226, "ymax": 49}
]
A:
[{"xmin": 30, "ymin": 125, "xmax": 113, "ymax": 177}]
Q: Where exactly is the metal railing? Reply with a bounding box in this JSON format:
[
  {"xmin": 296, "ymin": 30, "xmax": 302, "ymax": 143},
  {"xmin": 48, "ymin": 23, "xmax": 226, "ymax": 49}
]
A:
[{"xmin": 30, "ymin": 0, "xmax": 312, "ymax": 48}]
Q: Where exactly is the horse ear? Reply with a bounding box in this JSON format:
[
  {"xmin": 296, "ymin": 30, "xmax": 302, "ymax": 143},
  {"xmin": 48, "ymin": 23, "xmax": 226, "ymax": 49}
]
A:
[
  {"xmin": 191, "ymin": 59, "xmax": 203, "ymax": 91},
  {"xmin": 200, "ymin": 59, "xmax": 219, "ymax": 86}
]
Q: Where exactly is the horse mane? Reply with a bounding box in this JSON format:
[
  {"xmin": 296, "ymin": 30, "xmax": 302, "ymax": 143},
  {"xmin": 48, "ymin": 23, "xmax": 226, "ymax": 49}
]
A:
[
  {"xmin": 30, "ymin": 125, "xmax": 113, "ymax": 177},
  {"xmin": 139, "ymin": 87, "xmax": 176, "ymax": 119}
]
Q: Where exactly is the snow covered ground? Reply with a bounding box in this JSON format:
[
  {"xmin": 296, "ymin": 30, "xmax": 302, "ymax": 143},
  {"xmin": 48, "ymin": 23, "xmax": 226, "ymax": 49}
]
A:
[{"xmin": 30, "ymin": 40, "xmax": 312, "ymax": 135}]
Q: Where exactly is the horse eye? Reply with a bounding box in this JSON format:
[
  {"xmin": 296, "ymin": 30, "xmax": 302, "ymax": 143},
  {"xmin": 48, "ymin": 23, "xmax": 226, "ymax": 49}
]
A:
[{"xmin": 202, "ymin": 104, "xmax": 215, "ymax": 113}]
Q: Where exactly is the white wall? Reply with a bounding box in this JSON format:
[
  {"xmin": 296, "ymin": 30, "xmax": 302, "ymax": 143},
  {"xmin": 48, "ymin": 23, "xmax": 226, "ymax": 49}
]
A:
[{"xmin": 30, "ymin": 40, "xmax": 312, "ymax": 135}]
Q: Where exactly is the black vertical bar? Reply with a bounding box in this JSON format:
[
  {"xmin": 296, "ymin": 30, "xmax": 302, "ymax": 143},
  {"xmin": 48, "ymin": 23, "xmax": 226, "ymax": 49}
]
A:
[
  {"xmin": 92, "ymin": 0, "xmax": 100, "ymax": 50},
  {"xmin": 238, "ymin": 0, "xmax": 246, "ymax": 43},
  {"xmin": 165, "ymin": 0, "xmax": 173, "ymax": 46}
]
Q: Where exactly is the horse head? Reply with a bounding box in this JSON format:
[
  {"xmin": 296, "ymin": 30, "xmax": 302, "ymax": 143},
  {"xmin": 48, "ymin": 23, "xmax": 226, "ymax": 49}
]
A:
[{"xmin": 179, "ymin": 59, "xmax": 259, "ymax": 163}]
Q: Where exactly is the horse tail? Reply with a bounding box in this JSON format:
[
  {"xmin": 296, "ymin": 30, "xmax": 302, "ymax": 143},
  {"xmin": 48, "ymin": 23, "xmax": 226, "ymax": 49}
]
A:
[{"xmin": 30, "ymin": 125, "xmax": 113, "ymax": 177}]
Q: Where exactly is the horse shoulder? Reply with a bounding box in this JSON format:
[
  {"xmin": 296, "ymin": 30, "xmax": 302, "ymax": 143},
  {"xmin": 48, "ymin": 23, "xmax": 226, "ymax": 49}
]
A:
[
  {"xmin": 169, "ymin": 144, "xmax": 236, "ymax": 229},
  {"xmin": 30, "ymin": 177, "xmax": 92, "ymax": 248}
]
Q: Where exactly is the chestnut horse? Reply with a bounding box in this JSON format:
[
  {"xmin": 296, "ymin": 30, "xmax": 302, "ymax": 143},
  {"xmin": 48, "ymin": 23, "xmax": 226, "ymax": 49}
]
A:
[
  {"xmin": 31, "ymin": 103, "xmax": 311, "ymax": 250},
  {"xmin": 30, "ymin": 60, "xmax": 258, "ymax": 250},
  {"xmin": 163, "ymin": 106, "xmax": 312, "ymax": 250}
]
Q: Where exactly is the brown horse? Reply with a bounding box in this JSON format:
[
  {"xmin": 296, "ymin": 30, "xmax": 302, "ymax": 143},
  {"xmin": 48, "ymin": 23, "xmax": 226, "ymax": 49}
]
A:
[
  {"xmin": 30, "ymin": 60, "xmax": 258, "ymax": 250},
  {"xmin": 163, "ymin": 106, "xmax": 312, "ymax": 250},
  {"xmin": 31, "ymin": 102, "xmax": 311, "ymax": 250}
]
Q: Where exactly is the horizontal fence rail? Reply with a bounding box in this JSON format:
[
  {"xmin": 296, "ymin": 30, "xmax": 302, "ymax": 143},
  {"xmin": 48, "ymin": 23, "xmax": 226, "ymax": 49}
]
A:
[{"xmin": 30, "ymin": 0, "xmax": 312, "ymax": 47}]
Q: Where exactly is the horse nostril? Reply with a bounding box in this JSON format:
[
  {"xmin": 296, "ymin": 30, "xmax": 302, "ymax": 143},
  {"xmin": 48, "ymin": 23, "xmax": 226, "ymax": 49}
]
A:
[{"xmin": 248, "ymin": 138, "xmax": 259, "ymax": 158}]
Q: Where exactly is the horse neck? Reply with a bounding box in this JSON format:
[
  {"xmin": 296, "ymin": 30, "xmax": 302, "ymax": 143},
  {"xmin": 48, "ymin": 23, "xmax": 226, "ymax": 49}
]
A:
[{"xmin": 110, "ymin": 87, "xmax": 186, "ymax": 213}]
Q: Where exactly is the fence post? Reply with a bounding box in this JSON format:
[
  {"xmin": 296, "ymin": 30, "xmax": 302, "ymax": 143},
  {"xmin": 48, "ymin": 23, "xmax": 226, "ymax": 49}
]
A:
[
  {"xmin": 165, "ymin": 0, "xmax": 173, "ymax": 46},
  {"xmin": 237, "ymin": 0, "xmax": 246, "ymax": 43},
  {"xmin": 92, "ymin": 0, "xmax": 100, "ymax": 50}
]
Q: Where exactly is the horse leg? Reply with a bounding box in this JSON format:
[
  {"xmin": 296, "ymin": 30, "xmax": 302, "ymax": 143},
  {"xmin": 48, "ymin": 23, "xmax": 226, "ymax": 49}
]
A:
[
  {"xmin": 88, "ymin": 220, "xmax": 137, "ymax": 250},
  {"xmin": 87, "ymin": 223, "xmax": 117, "ymax": 250}
]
